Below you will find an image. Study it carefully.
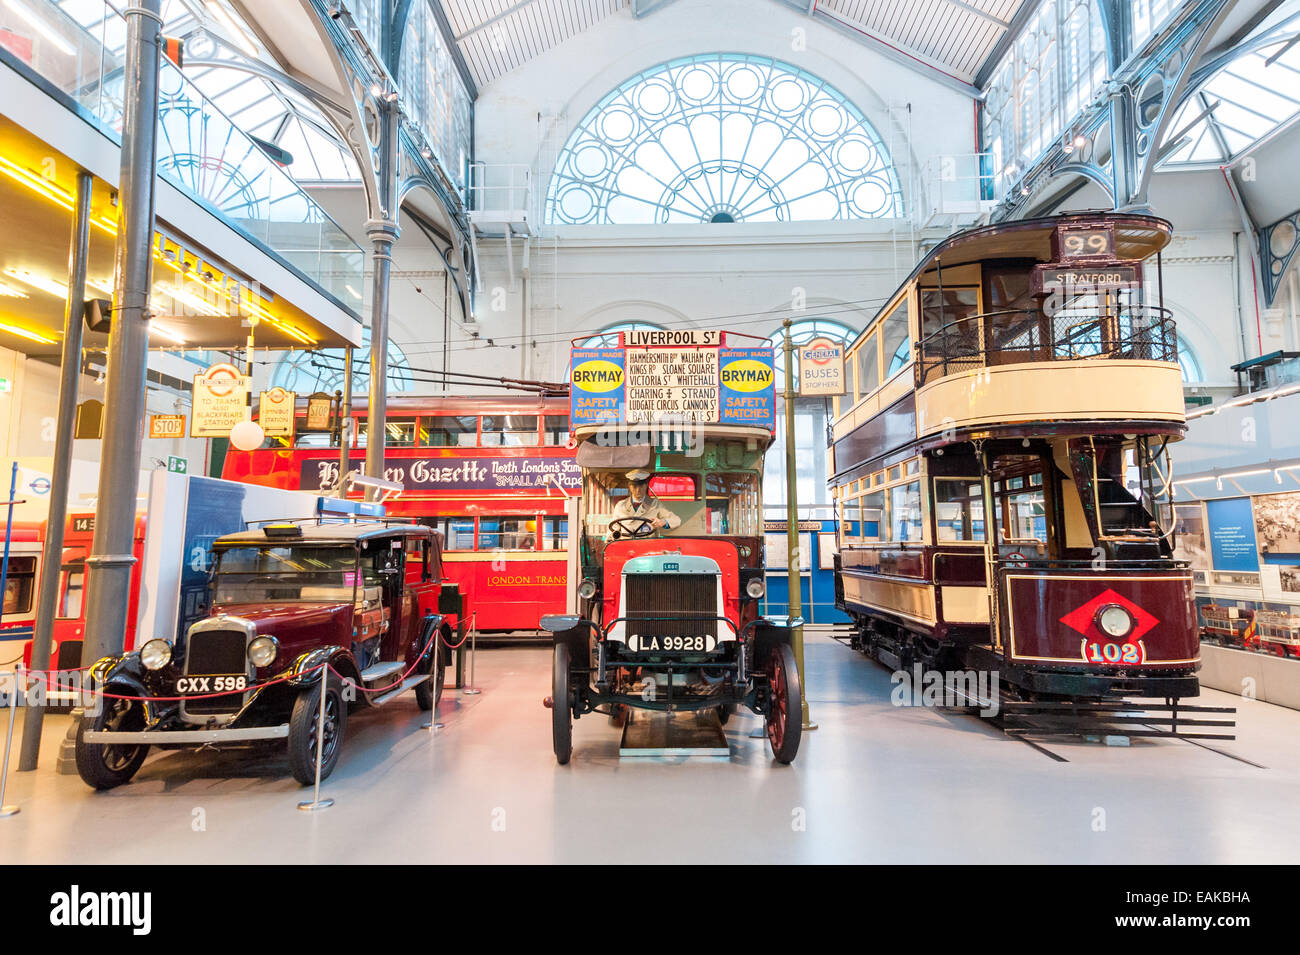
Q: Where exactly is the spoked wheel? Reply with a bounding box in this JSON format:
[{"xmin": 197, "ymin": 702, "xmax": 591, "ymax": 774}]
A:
[
  {"xmin": 552, "ymin": 643, "xmax": 573, "ymax": 765},
  {"xmin": 288, "ymin": 675, "xmax": 347, "ymax": 785},
  {"xmin": 74, "ymin": 689, "xmax": 150, "ymax": 790},
  {"xmin": 765, "ymin": 643, "xmax": 802, "ymax": 764}
]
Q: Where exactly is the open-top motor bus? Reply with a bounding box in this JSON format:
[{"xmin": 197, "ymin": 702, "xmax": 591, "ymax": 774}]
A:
[
  {"xmin": 222, "ymin": 394, "xmax": 576, "ymax": 635},
  {"xmin": 829, "ymin": 213, "xmax": 1229, "ymax": 733},
  {"xmin": 541, "ymin": 329, "xmax": 804, "ymax": 764}
]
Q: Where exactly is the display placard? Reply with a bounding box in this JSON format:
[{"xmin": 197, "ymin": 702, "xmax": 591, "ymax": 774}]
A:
[
  {"xmin": 797, "ymin": 337, "xmax": 845, "ymax": 396},
  {"xmin": 191, "ymin": 363, "xmax": 249, "ymax": 438},
  {"xmin": 1206, "ymin": 497, "xmax": 1260, "ymax": 573},
  {"xmin": 148, "ymin": 413, "xmax": 186, "ymax": 439},
  {"xmin": 625, "ymin": 346, "xmax": 720, "ymax": 424},
  {"xmin": 258, "ymin": 387, "xmax": 295, "ymax": 437},
  {"xmin": 305, "ymin": 392, "xmax": 334, "ymax": 431}
]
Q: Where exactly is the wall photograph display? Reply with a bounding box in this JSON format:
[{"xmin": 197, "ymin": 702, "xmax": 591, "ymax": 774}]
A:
[{"xmin": 1253, "ymin": 491, "xmax": 1300, "ymax": 556}]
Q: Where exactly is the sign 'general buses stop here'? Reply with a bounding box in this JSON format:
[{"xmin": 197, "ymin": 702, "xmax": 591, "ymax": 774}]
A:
[{"xmin": 570, "ymin": 330, "xmax": 774, "ymax": 429}]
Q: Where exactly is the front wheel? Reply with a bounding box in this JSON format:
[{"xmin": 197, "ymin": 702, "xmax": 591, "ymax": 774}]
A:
[
  {"xmin": 553, "ymin": 643, "xmax": 573, "ymax": 765},
  {"xmin": 415, "ymin": 637, "xmax": 446, "ymax": 711},
  {"xmin": 288, "ymin": 675, "xmax": 347, "ymax": 786},
  {"xmin": 74, "ymin": 689, "xmax": 149, "ymax": 790},
  {"xmin": 765, "ymin": 643, "xmax": 803, "ymax": 765}
]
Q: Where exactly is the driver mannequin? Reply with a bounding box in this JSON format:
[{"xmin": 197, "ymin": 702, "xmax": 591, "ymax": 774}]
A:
[{"xmin": 606, "ymin": 470, "xmax": 681, "ymax": 540}]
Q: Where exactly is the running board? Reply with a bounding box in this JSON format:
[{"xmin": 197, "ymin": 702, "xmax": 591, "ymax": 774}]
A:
[
  {"xmin": 360, "ymin": 661, "xmax": 406, "ymax": 685},
  {"xmin": 370, "ymin": 674, "xmax": 430, "ymax": 707}
]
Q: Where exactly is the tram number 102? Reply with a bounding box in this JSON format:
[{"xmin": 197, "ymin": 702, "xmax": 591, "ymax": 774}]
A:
[{"xmin": 1082, "ymin": 641, "xmax": 1145, "ymax": 665}]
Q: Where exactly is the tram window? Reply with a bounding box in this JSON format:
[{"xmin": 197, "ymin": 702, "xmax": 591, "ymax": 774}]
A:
[
  {"xmin": 999, "ymin": 487, "xmax": 1047, "ymax": 543},
  {"xmin": 880, "ymin": 302, "xmax": 910, "ymax": 378},
  {"xmin": 861, "ymin": 490, "xmax": 885, "ymax": 542},
  {"xmin": 705, "ymin": 472, "xmax": 760, "ymax": 535},
  {"xmin": 543, "ymin": 415, "xmax": 569, "ymax": 446},
  {"xmin": 295, "ymin": 431, "xmax": 336, "ymax": 448},
  {"xmin": 890, "ymin": 482, "xmax": 923, "ymax": 542},
  {"xmin": 431, "ymin": 516, "xmax": 475, "ymax": 550},
  {"xmin": 652, "ymin": 474, "xmax": 698, "ymax": 500},
  {"xmin": 58, "ymin": 563, "xmax": 86, "ymax": 619},
  {"xmin": 541, "ymin": 517, "xmax": 568, "ymax": 550},
  {"xmin": 934, "ymin": 479, "xmax": 985, "ymax": 542},
  {"xmin": 381, "ymin": 417, "xmax": 419, "ymax": 447},
  {"xmin": 481, "ymin": 415, "xmax": 540, "ymax": 447},
  {"xmin": 856, "ymin": 333, "xmax": 879, "ymax": 396},
  {"xmin": 480, "ymin": 518, "xmax": 536, "ymax": 550},
  {"xmin": 423, "ymin": 416, "xmax": 478, "ymax": 447},
  {"xmin": 840, "ymin": 499, "xmax": 860, "ymax": 541},
  {"xmin": 2, "ymin": 556, "xmax": 36, "ymax": 615}
]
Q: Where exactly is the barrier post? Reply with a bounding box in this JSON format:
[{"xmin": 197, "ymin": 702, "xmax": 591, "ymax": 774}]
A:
[
  {"xmin": 423, "ymin": 629, "xmax": 444, "ymax": 732},
  {"xmin": 464, "ymin": 612, "xmax": 481, "ymax": 696},
  {"xmin": 297, "ymin": 664, "xmax": 334, "ymax": 811},
  {"xmin": 0, "ymin": 667, "xmax": 21, "ymax": 816}
]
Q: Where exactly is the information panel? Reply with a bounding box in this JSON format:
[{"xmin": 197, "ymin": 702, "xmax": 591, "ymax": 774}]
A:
[
  {"xmin": 569, "ymin": 332, "xmax": 774, "ymax": 429},
  {"xmin": 1206, "ymin": 496, "xmax": 1260, "ymax": 573}
]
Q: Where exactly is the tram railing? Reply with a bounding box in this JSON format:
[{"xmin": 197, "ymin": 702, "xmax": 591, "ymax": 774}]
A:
[{"xmin": 916, "ymin": 306, "xmax": 1178, "ymax": 386}]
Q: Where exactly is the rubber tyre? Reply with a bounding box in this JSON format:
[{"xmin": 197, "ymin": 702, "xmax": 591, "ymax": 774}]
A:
[
  {"xmin": 288, "ymin": 675, "xmax": 347, "ymax": 786},
  {"xmin": 717, "ymin": 703, "xmax": 734, "ymax": 726},
  {"xmin": 415, "ymin": 638, "xmax": 446, "ymax": 711},
  {"xmin": 74, "ymin": 689, "xmax": 149, "ymax": 790},
  {"xmin": 765, "ymin": 643, "xmax": 803, "ymax": 765},
  {"xmin": 553, "ymin": 643, "xmax": 573, "ymax": 765}
]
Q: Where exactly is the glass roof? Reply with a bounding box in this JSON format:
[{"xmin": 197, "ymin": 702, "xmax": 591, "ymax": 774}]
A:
[
  {"xmin": 53, "ymin": 0, "xmax": 358, "ymax": 181},
  {"xmin": 1160, "ymin": 20, "xmax": 1300, "ymax": 166}
]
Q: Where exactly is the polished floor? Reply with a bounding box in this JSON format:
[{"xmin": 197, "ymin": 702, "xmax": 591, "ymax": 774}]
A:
[{"xmin": 1, "ymin": 630, "xmax": 1297, "ymax": 864}]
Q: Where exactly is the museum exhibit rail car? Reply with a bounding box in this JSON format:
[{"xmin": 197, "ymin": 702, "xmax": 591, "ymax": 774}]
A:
[
  {"xmin": 828, "ymin": 213, "xmax": 1229, "ymax": 727},
  {"xmin": 222, "ymin": 394, "xmax": 576, "ymax": 634},
  {"xmin": 541, "ymin": 329, "xmax": 804, "ymax": 763}
]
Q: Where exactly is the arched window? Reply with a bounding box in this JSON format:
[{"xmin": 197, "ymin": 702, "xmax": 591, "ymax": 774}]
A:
[
  {"xmin": 1178, "ymin": 337, "xmax": 1203, "ymax": 384},
  {"xmin": 272, "ymin": 328, "xmax": 414, "ymax": 395},
  {"xmin": 576, "ymin": 321, "xmax": 666, "ymax": 348},
  {"xmin": 763, "ymin": 318, "xmax": 858, "ymax": 382},
  {"xmin": 547, "ymin": 54, "xmax": 902, "ymax": 224}
]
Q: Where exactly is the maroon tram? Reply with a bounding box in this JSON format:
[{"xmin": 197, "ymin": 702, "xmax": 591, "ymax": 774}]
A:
[{"xmin": 830, "ymin": 213, "xmax": 1209, "ymax": 708}]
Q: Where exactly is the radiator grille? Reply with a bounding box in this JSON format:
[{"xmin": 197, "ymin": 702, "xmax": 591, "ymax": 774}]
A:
[
  {"xmin": 625, "ymin": 573, "xmax": 717, "ymax": 638},
  {"xmin": 183, "ymin": 628, "xmax": 247, "ymax": 717}
]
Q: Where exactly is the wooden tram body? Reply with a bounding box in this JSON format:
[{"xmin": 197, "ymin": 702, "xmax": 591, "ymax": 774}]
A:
[{"xmin": 830, "ymin": 213, "xmax": 1201, "ymax": 701}]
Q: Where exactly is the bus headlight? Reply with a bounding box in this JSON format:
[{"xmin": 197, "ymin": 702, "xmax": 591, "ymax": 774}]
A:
[
  {"xmin": 140, "ymin": 639, "xmax": 172, "ymax": 671},
  {"xmin": 746, "ymin": 577, "xmax": 766, "ymax": 599},
  {"xmin": 577, "ymin": 578, "xmax": 597, "ymax": 600},
  {"xmin": 248, "ymin": 636, "xmax": 279, "ymax": 667},
  {"xmin": 1097, "ymin": 605, "xmax": 1133, "ymax": 638}
]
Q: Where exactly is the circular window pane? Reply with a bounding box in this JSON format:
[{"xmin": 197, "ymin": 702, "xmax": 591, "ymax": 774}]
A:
[
  {"xmin": 724, "ymin": 65, "xmax": 760, "ymax": 101},
  {"xmin": 680, "ymin": 66, "xmax": 716, "ymax": 102},
  {"xmin": 636, "ymin": 82, "xmax": 672, "ymax": 116},
  {"xmin": 600, "ymin": 108, "xmax": 636, "ymax": 143},
  {"xmin": 574, "ymin": 145, "xmax": 609, "ymax": 178},
  {"xmin": 1270, "ymin": 220, "xmax": 1297, "ymax": 258},
  {"xmin": 559, "ymin": 186, "xmax": 595, "ymax": 221},
  {"xmin": 808, "ymin": 103, "xmax": 845, "ymax": 138},
  {"xmin": 770, "ymin": 79, "xmax": 806, "ymax": 112}
]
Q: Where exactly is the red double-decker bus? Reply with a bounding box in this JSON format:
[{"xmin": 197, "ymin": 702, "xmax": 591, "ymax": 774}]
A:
[{"xmin": 221, "ymin": 394, "xmax": 576, "ymax": 635}]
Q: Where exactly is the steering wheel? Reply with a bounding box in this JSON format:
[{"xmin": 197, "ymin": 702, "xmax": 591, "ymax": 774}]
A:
[{"xmin": 608, "ymin": 516, "xmax": 657, "ymax": 539}]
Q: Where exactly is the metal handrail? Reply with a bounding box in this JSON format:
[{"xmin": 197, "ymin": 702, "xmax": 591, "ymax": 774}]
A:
[{"xmin": 915, "ymin": 305, "xmax": 1178, "ymax": 386}]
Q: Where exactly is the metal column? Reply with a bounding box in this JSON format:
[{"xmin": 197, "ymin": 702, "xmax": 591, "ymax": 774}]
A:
[
  {"xmin": 362, "ymin": 103, "xmax": 400, "ymax": 500},
  {"xmin": 79, "ymin": 0, "xmax": 162, "ymax": 668},
  {"xmin": 336, "ymin": 347, "xmax": 352, "ymax": 498},
  {"xmin": 17, "ymin": 172, "xmax": 93, "ymax": 770}
]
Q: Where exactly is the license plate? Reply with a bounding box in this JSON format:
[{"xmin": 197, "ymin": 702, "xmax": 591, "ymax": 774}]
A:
[
  {"xmin": 176, "ymin": 675, "xmax": 247, "ymax": 694},
  {"xmin": 627, "ymin": 634, "xmax": 716, "ymax": 653}
]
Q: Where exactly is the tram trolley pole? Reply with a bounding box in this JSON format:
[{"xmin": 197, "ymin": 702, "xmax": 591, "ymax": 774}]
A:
[{"xmin": 781, "ymin": 321, "xmax": 815, "ymax": 731}]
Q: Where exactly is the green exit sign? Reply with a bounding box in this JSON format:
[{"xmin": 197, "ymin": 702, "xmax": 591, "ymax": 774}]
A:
[{"xmin": 167, "ymin": 455, "xmax": 188, "ymax": 474}]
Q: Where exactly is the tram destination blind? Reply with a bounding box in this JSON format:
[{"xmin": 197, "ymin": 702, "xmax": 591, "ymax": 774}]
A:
[{"xmin": 624, "ymin": 347, "xmax": 721, "ymax": 424}]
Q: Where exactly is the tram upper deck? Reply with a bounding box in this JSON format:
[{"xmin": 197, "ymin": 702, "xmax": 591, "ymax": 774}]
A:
[{"xmin": 833, "ymin": 213, "xmax": 1184, "ymax": 451}]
